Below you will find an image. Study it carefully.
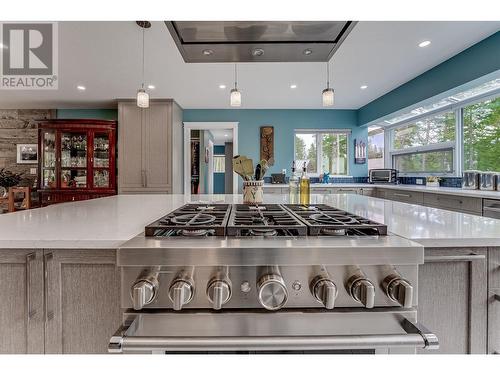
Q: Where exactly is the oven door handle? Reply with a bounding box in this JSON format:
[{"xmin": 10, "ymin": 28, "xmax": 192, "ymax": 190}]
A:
[{"xmin": 109, "ymin": 318, "xmax": 438, "ymax": 353}]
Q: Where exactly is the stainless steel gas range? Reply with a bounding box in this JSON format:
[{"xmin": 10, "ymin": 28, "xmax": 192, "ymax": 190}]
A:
[{"xmin": 109, "ymin": 203, "xmax": 438, "ymax": 354}]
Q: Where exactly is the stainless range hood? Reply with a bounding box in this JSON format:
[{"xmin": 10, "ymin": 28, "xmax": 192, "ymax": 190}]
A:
[{"xmin": 165, "ymin": 21, "xmax": 356, "ymax": 63}]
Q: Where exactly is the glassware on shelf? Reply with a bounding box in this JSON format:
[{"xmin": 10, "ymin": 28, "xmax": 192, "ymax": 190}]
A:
[
  {"xmin": 61, "ymin": 169, "xmax": 87, "ymax": 188},
  {"xmin": 93, "ymin": 169, "xmax": 109, "ymax": 188},
  {"xmin": 94, "ymin": 134, "xmax": 110, "ymax": 168},
  {"xmin": 43, "ymin": 169, "xmax": 56, "ymax": 188},
  {"xmin": 43, "ymin": 132, "xmax": 56, "ymax": 168},
  {"xmin": 61, "ymin": 133, "xmax": 87, "ymax": 168}
]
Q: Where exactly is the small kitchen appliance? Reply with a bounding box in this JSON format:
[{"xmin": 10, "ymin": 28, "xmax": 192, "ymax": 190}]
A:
[
  {"xmin": 462, "ymin": 171, "xmax": 480, "ymax": 190},
  {"xmin": 369, "ymin": 169, "xmax": 397, "ymax": 184}
]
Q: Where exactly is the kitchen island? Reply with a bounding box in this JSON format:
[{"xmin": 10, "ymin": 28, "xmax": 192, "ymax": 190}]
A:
[{"xmin": 0, "ymin": 194, "xmax": 499, "ymax": 354}]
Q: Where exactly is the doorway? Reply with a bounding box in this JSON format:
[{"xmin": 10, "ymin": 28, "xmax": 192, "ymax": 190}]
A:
[{"xmin": 183, "ymin": 122, "xmax": 238, "ymax": 195}]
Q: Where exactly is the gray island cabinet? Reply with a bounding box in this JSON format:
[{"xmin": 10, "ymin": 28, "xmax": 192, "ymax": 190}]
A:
[
  {"xmin": 0, "ymin": 249, "xmax": 120, "ymax": 354},
  {"xmin": 0, "ymin": 193, "xmax": 499, "ymax": 354}
]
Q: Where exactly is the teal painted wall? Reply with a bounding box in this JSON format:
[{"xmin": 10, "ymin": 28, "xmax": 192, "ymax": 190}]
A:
[
  {"xmin": 358, "ymin": 31, "xmax": 500, "ymax": 126},
  {"xmin": 56, "ymin": 109, "xmax": 118, "ymax": 120},
  {"xmin": 183, "ymin": 109, "xmax": 366, "ymax": 177}
]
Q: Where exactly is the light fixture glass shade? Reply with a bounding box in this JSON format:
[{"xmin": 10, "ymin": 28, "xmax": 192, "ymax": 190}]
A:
[
  {"xmin": 230, "ymin": 88, "xmax": 241, "ymax": 107},
  {"xmin": 137, "ymin": 88, "xmax": 149, "ymax": 108},
  {"xmin": 322, "ymin": 88, "xmax": 334, "ymax": 107}
]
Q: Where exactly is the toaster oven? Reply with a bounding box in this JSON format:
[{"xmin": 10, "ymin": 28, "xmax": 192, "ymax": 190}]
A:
[{"xmin": 369, "ymin": 169, "xmax": 397, "ymax": 184}]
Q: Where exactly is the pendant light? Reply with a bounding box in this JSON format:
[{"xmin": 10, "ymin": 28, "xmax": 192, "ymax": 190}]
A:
[
  {"xmin": 136, "ymin": 21, "xmax": 151, "ymax": 108},
  {"xmin": 322, "ymin": 61, "xmax": 334, "ymax": 107},
  {"xmin": 230, "ymin": 64, "xmax": 241, "ymax": 107}
]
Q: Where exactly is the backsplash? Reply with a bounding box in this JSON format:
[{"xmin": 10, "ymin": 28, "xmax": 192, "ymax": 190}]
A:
[{"xmin": 397, "ymin": 176, "xmax": 462, "ymax": 187}]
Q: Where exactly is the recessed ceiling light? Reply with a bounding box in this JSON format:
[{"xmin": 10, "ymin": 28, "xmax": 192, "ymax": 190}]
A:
[
  {"xmin": 224, "ymin": 134, "xmax": 228, "ymax": 137},
  {"xmin": 360, "ymin": 85, "xmax": 368, "ymax": 90},
  {"xmin": 290, "ymin": 84, "xmax": 297, "ymax": 89},
  {"xmin": 0, "ymin": 43, "xmax": 4, "ymax": 49},
  {"xmin": 418, "ymin": 40, "xmax": 431, "ymax": 48},
  {"xmin": 147, "ymin": 84, "xmax": 155, "ymax": 89},
  {"xmin": 219, "ymin": 84, "xmax": 226, "ymax": 89},
  {"xmin": 77, "ymin": 85, "xmax": 86, "ymax": 91},
  {"xmin": 202, "ymin": 49, "xmax": 213, "ymax": 56},
  {"xmin": 303, "ymin": 49, "xmax": 312, "ymax": 55}
]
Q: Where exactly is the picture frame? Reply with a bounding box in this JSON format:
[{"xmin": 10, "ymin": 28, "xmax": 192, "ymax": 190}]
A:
[{"xmin": 16, "ymin": 144, "xmax": 38, "ymax": 164}]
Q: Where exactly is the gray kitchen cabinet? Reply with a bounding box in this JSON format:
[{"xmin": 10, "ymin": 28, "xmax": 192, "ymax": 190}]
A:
[
  {"xmin": 44, "ymin": 249, "xmax": 121, "ymax": 354},
  {"xmin": 359, "ymin": 188, "xmax": 374, "ymax": 196},
  {"xmin": 423, "ymin": 193, "xmax": 482, "ymax": 215},
  {"xmin": 0, "ymin": 250, "xmax": 44, "ymax": 354},
  {"xmin": 331, "ymin": 188, "xmax": 358, "ymax": 194},
  {"xmin": 488, "ymin": 288, "xmax": 500, "ymax": 354},
  {"xmin": 118, "ymin": 100, "xmax": 183, "ymax": 194},
  {"xmin": 376, "ymin": 188, "xmax": 424, "ymax": 204},
  {"xmin": 417, "ymin": 248, "xmax": 488, "ymax": 354}
]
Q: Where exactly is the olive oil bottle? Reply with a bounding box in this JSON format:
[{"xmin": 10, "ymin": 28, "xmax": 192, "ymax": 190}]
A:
[
  {"xmin": 299, "ymin": 162, "xmax": 310, "ymax": 205},
  {"xmin": 289, "ymin": 161, "xmax": 300, "ymax": 204}
]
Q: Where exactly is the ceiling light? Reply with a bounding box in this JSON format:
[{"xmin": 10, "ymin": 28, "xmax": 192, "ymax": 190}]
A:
[
  {"xmin": 418, "ymin": 40, "xmax": 431, "ymax": 48},
  {"xmin": 77, "ymin": 85, "xmax": 86, "ymax": 91},
  {"xmin": 136, "ymin": 21, "xmax": 151, "ymax": 108},
  {"xmin": 252, "ymin": 48, "xmax": 264, "ymax": 57},
  {"xmin": 230, "ymin": 64, "xmax": 241, "ymax": 107},
  {"xmin": 147, "ymin": 84, "xmax": 155, "ymax": 89},
  {"xmin": 360, "ymin": 85, "xmax": 368, "ymax": 90},
  {"xmin": 219, "ymin": 84, "xmax": 226, "ymax": 89},
  {"xmin": 0, "ymin": 43, "xmax": 4, "ymax": 49},
  {"xmin": 202, "ymin": 49, "xmax": 214, "ymax": 56},
  {"xmin": 290, "ymin": 84, "xmax": 297, "ymax": 89},
  {"xmin": 224, "ymin": 134, "xmax": 228, "ymax": 137},
  {"xmin": 303, "ymin": 49, "xmax": 312, "ymax": 55},
  {"xmin": 322, "ymin": 62, "xmax": 334, "ymax": 107}
]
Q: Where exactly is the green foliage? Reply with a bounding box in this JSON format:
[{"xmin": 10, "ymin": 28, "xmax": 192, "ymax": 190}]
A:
[
  {"xmin": 463, "ymin": 97, "xmax": 500, "ymax": 172},
  {"xmin": 0, "ymin": 168, "xmax": 23, "ymax": 188},
  {"xmin": 294, "ymin": 135, "xmax": 306, "ymax": 160}
]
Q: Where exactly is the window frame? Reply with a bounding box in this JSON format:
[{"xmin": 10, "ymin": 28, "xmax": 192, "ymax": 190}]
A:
[{"xmin": 293, "ymin": 129, "xmax": 352, "ymax": 177}]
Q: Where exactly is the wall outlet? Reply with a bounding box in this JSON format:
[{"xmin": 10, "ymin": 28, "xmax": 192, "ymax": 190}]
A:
[
  {"xmin": 416, "ymin": 178, "xmax": 424, "ymax": 185},
  {"xmin": 30, "ymin": 168, "xmax": 37, "ymax": 175},
  {"xmin": 282, "ymin": 168, "xmax": 287, "ymax": 175}
]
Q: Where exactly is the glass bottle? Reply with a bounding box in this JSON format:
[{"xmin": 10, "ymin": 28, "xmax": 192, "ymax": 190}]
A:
[
  {"xmin": 289, "ymin": 160, "xmax": 300, "ymax": 204},
  {"xmin": 299, "ymin": 162, "xmax": 310, "ymax": 205}
]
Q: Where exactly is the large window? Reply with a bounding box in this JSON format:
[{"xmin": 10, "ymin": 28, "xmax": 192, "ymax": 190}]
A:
[
  {"xmin": 389, "ymin": 111, "xmax": 456, "ymax": 174},
  {"xmin": 368, "ymin": 126, "xmax": 384, "ymax": 170},
  {"xmin": 294, "ymin": 130, "xmax": 349, "ymax": 175},
  {"xmin": 463, "ymin": 96, "xmax": 500, "ymax": 172}
]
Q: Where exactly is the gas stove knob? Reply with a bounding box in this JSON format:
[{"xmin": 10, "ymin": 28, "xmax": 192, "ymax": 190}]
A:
[
  {"xmin": 207, "ymin": 279, "xmax": 231, "ymax": 310},
  {"xmin": 311, "ymin": 277, "xmax": 337, "ymax": 309},
  {"xmin": 257, "ymin": 273, "xmax": 288, "ymax": 311},
  {"xmin": 131, "ymin": 277, "xmax": 158, "ymax": 310},
  {"xmin": 349, "ymin": 278, "xmax": 375, "ymax": 308},
  {"xmin": 383, "ymin": 274, "xmax": 413, "ymax": 308},
  {"xmin": 169, "ymin": 278, "xmax": 194, "ymax": 311}
]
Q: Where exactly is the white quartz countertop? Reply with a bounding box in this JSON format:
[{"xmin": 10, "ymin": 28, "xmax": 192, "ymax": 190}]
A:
[
  {"xmin": 0, "ymin": 193, "xmax": 499, "ymax": 249},
  {"xmin": 264, "ymin": 182, "xmax": 500, "ymax": 199}
]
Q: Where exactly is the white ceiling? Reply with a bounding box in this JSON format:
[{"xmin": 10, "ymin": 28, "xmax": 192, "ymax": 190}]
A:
[
  {"xmin": 0, "ymin": 21, "xmax": 498, "ymax": 109},
  {"xmin": 208, "ymin": 129, "xmax": 233, "ymax": 144}
]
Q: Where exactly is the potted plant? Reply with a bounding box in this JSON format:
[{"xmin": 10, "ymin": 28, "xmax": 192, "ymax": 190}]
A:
[
  {"xmin": 0, "ymin": 168, "xmax": 24, "ymax": 198},
  {"xmin": 426, "ymin": 176, "xmax": 441, "ymax": 187}
]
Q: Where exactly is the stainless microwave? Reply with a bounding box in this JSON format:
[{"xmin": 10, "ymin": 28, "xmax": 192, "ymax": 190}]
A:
[{"xmin": 369, "ymin": 169, "xmax": 398, "ymax": 184}]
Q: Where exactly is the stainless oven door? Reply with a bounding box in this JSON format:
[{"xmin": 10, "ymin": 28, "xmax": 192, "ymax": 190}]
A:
[{"xmin": 109, "ymin": 309, "xmax": 438, "ymax": 354}]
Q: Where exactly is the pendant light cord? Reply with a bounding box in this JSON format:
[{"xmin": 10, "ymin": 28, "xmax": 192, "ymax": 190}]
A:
[
  {"xmin": 326, "ymin": 62, "xmax": 330, "ymax": 89},
  {"xmin": 141, "ymin": 26, "xmax": 145, "ymax": 90},
  {"xmin": 234, "ymin": 64, "xmax": 238, "ymax": 90}
]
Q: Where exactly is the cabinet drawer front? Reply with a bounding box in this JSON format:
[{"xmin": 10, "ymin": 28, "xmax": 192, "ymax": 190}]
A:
[
  {"xmin": 490, "ymin": 249, "xmax": 500, "ymax": 289},
  {"xmin": 488, "ymin": 289, "xmax": 500, "ymax": 354},
  {"xmin": 386, "ymin": 190, "xmax": 423, "ymax": 204},
  {"xmin": 423, "ymin": 193, "xmax": 482, "ymax": 214}
]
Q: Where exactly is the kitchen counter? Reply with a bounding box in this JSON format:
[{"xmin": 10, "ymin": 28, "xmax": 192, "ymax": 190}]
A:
[
  {"xmin": 0, "ymin": 193, "xmax": 500, "ymax": 248},
  {"xmin": 264, "ymin": 183, "xmax": 500, "ymax": 199}
]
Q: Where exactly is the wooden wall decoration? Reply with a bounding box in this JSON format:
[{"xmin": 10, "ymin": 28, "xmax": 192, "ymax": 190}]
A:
[{"xmin": 260, "ymin": 126, "xmax": 274, "ymax": 162}]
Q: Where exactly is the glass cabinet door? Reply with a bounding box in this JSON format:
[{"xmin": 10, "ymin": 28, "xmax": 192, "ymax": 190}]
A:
[
  {"xmin": 93, "ymin": 133, "xmax": 110, "ymax": 188},
  {"xmin": 60, "ymin": 132, "xmax": 87, "ymax": 188},
  {"xmin": 41, "ymin": 130, "xmax": 56, "ymax": 188}
]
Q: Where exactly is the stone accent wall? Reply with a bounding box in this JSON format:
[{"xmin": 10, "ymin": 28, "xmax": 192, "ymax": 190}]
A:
[{"xmin": 0, "ymin": 109, "xmax": 55, "ymax": 185}]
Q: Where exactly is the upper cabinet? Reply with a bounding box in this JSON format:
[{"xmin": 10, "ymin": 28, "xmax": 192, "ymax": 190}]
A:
[
  {"xmin": 117, "ymin": 100, "xmax": 183, "ymax": 194},
  {"xmin": 37, "ymin": 119, "xmax": 117, "ymax": 206}
]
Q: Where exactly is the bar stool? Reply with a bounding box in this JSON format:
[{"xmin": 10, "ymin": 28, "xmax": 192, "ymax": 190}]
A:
[{"xmin": 8, "ymin": 186, "xmax": 32, "ymax": 212}]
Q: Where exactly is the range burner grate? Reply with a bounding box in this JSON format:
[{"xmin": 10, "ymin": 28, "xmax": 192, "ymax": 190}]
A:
[
  {"xmin": 284, "ymin": 204, "xmax": 387, "ymax": 236},
  {"xmin": 145, "ymin": 204, "xmax": 231, "ymax": 237},
  {"xmin": 226, "ymin": 204, "xmax": 308, "ymax": 237}
]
